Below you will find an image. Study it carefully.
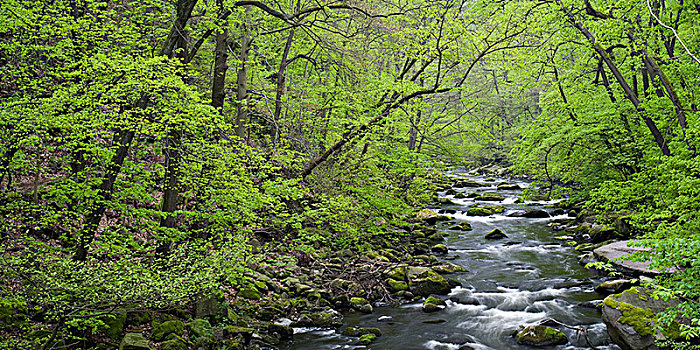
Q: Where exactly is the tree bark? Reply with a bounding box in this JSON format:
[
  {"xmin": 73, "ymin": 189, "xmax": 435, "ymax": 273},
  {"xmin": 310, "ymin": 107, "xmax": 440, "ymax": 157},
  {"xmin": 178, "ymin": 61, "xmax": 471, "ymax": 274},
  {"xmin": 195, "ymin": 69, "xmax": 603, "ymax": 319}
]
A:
[
  {"xmin": 235, "ymin": 5, "xmax": 252, "ymax": 139},
  {"xmin": 211, "ymin": 26, "xmax": 229, "ymax": 111}
]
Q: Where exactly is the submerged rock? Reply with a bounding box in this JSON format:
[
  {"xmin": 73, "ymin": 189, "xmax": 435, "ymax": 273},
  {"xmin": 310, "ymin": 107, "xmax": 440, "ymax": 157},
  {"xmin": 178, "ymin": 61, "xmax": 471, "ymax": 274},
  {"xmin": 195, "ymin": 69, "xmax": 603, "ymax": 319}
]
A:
[{"xmin": 516, "ymin": 325, "xmax": 568, "ymax": 346}]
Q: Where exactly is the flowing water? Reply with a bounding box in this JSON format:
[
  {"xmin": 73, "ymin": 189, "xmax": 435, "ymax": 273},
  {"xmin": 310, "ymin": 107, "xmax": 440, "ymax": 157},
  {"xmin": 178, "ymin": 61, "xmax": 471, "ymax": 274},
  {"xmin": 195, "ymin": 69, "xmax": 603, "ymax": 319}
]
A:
[{"xmin": 284, "ymin": 174, "xmax": 620, "ymax": 350}]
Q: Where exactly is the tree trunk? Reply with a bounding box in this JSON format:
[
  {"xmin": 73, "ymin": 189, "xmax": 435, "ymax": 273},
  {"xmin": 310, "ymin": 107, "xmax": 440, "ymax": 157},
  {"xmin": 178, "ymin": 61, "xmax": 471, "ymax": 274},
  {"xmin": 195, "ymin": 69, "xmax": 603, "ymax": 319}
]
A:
[
  {"xmin": 211, "ymin": 26, "xmax": 229, "ymax": 111},
  {"xmin": 235, "ymin": 5, "xmax": 252, "ymax": 139}
]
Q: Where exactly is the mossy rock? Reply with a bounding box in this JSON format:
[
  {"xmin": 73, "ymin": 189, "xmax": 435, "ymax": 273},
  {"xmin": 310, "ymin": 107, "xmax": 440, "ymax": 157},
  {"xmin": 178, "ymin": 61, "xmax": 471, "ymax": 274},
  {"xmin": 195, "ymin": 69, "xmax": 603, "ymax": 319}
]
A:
[
  {"xmin": 0, "ymin": 299, "xmax": 29, "ymax": 330},
  {"xmin": 386, "ymin": 278, "xmax": 409, "ymax": 292},
  {"xmin": 342, "ymin": 327, "xmax": 382, "ymax": 337},
  {"xmin": 466, "ymin": 207, "xmax": 493, "ymax": 216},
  {"xmin": 422, "ymin": 296, "xmax": 446, "ymax": 313},
  {"xmin": 102, "ymin": 311, "xmax": 127, "ymax": 339},
  {"xmin": 516, "ymin": 325, "xmax": 568, "ymax": 346},
  {"xmin": 431, "ymin": 244, "xmax": 448, "ymax": 254},
  {"xmin": 485, "ymin": 228, "xmax": 507, "ymax": 240},
  {"xmin": 160, "ymin": 335, "xmax": 188, "ymax": 350},
  {"xmin": 151, "ymin": 320, "xmax": 184, "ymax": 342},
  {"xmin": 475, "ymin": 193, "xmax": 505, "ymax": 201},
  {"xmin": 449, "ymin": 222, "xmax": 472, "ymax": 231},
  {"xmin": 407, "ymin": 267, "xmax": 452, "ymax": 296},
  {"xmin": 432, "ymin": 262, "xmax": 467, "ymax": 274},
  {"xmin": 356, "ymin": 333, "xmax": 377, "ymax": 345},
  {"xmin": 484, "ymin": 205, "xmax": 506, "ymax": 213},
  {"xmin": 454, "ymin": 192, "xmax": 467, "ymax": 198},
  {"xmin": 119, "ymin": 333, "xmax": 153, "ymax": 350},
  {"xmin": 239, "ymin": 287, "xmax": 261, "ymax": 300},
  {"xmin": 602, "ymin": 287, "xmax": 683, "ymax": 350},
  {"xmin": 186, "ymin": 319, "xmax": 213, "ymax": 341}
]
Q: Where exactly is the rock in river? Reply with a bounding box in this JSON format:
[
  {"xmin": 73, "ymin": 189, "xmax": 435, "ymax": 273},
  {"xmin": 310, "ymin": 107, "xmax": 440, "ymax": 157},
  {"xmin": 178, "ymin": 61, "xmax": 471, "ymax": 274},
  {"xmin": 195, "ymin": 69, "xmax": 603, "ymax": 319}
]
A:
[
  {"xmin": 507, "ymin": 209, "xmax": 550, "ymax": 218},
  {"xmin": 516, "ymin": 325, "xmax": 568, "ymax": 346},
  {"xmin": 485, "ymin": 228, "xmax": 507, "ymax": 240}
]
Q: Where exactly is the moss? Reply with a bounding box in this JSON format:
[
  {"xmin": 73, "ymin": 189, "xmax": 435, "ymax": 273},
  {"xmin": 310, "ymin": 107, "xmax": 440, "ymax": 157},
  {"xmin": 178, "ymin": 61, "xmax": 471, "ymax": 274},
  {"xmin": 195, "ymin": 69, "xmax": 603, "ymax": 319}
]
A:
[
  {"xmin": 605, "ymin": 297, "xmax": 656, "ymax": 337},
  {"xmin": 603, "ymin": 297, "xmax": 619, "ymax": 309},
  {"xmin": 356, "ymin": 333, "xmax": 377, "ymax": 345}
]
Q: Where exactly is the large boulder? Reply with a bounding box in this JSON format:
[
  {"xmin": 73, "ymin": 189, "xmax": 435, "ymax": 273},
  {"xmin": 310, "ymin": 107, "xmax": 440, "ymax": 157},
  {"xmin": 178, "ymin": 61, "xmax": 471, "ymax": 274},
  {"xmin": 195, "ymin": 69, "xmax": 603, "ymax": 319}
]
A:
[
  {"xmin": 407, "ymin": 266, "xmax": 452, "ymax": 296},
  {"xmin": 516, "ymin": 325, "xmax": 568, "ymax": 346},
  {"xmin": 602, "ymin": 287, "xmax": 682, "ymax": 350},
  {"xmin": 593, "ymin": 241, "xmax": 670, "ymax": 276}
]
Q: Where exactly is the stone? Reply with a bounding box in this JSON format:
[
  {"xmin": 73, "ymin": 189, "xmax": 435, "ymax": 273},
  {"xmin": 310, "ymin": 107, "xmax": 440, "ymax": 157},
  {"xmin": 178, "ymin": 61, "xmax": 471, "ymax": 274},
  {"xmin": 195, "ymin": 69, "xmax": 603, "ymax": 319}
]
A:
[
  {"xmin": 449, "ymin": 222, "xmax": 472, "ymax": 231},
  {"xmin": 588, "ymin": 225, "xmax": 621, "ymax": 243},
  {"xmin": 377, "ymin": 315, "xmax": 393, "ymax": 322},
  {"xmin": 238, "ymin": 287, "xmax": 261, "ymax": 300},
  {"xmin": 342, "ymin": 327, "xmax": 382, "ymax": 337},
  {"xmin": 308, "ymin": 309, "xmax": 344, "ymax": 326},
  {"xmin": 0, "ymin": 300, "xmax": 28, "ymax": 330},
  {"xmin": 516, "ymin": 325, "xmax": 568, "ymax": 346},
  {"xmin": 484, "ymin": 205, "xmax": 506, "ymax": 213},
  {"xmin": 475, "ymin": 193, "xmax": 505, "ymax": 201},
  {"xmin": 593, "ymin": 241, "xmax": 671, "ymax": 276},
  {"xmin": 194, "ymin": 294, "xmax": 219, "ymax": 319},
  {"xmin": 160, "ymin": 336, "xmax": 188, "ymax": 350},
  {"xmin": 423, "ymin": 319, "xmax": 447, "ymax": 324},
  {"xmin": 595, "ymin": 279, "xmax": 636, "ymax": 295},
  {"xmin": 187, "ymin": 319, "xmax": 213, "ymax": 341},
  {"xmin": 407, "ymin": 267, "xmax": 452, "ymax": 296},
  {"xmin": 119, "ymin": 333, "xmax": 152, "ymax": 350},
  {"xmin": 602, "ymin": 287, "xmax": 682, "ymax": 350},
  {"xmin": 466, "ymin": 207, "xmax": 493, "ymax": 216},
  {"xmin": 507, "ymin": 209, "xmax": 550, "ymax": 218},
  {"xmin": 422, "ymin": 296, "xmax": 446, "ymax": 313},
  {"xmin": 356, "ymin": 333, "xmax": 377, "ymax": 345},
  {"xmin": 385, "ymin": 265, "xmax": 408, "ymax": 281},
  {"xmin": 453, "ymin": 179, "xmax": 482, "ymax": 188},
  {"xmin": 432, "ymin": 262, "xmax": 467, "ymax": 274},
  {"xmin": 431, "ymin": 244, "xmax": 448, "ymax": 254},
  {"xmin": 103, "ymin": 311, "xmax": 127, "ymax": 339},
  {"xmin": 386, "ymin": 278, "xmax": 408, "ymax": 292},
  {"xmin": 485, "ymin": 229, "xmax": 507, "ymax": 240},
  {"xmin": 151, "ymin": 320, "xmax": 184, "ymax": 342},
  {"xmin": 497, "ymin": 183, "xmax": 520, "ymax": 190}
]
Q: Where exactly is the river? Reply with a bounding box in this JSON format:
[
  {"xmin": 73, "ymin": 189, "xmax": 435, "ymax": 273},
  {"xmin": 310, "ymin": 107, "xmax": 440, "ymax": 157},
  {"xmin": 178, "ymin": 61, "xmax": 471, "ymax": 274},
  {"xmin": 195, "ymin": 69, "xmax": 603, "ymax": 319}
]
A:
[{"xmin": 284, "ymin": 173, "xmax": 620, "ymax": 350}]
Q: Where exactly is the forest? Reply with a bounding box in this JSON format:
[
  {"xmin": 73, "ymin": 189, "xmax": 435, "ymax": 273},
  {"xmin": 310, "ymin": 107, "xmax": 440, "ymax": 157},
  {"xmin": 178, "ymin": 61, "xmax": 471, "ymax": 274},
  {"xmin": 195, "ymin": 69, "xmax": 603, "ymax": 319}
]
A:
[{"xmin": 0, "ymin": 0, "xmax": 698, "ymax": 349}]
